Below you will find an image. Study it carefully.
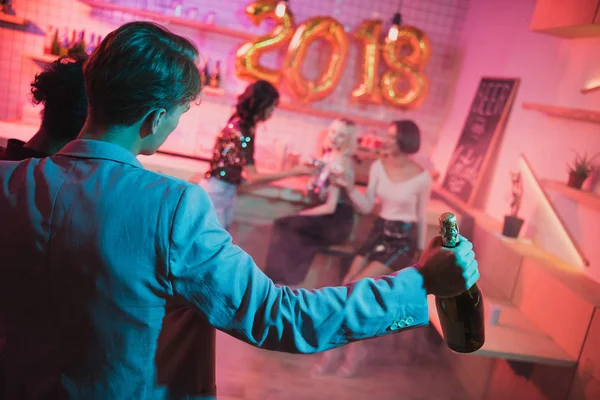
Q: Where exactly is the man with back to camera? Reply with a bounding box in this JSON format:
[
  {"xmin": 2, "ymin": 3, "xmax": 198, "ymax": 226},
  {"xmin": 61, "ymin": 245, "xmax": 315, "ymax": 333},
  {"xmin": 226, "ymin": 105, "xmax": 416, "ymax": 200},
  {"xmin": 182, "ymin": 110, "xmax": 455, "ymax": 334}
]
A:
[{"xmin": 0, "ymin": 21, "xmax": 479, "ymax": 399}]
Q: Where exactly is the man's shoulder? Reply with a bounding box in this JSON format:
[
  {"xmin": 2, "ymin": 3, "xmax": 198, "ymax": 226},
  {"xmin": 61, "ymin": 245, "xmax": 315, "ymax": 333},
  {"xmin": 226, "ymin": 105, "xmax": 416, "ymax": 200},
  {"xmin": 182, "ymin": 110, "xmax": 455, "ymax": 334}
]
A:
[
  {"xmin": 129, "ymin": 167, "xmax": 200, "ymax": 196},
  {"xmin": 126, "ymin": 168, "xmax": 211, "ymax": 209},
  {"xmin": 0, "ymin": 157, "xmax": 39, "ymax": 180}
]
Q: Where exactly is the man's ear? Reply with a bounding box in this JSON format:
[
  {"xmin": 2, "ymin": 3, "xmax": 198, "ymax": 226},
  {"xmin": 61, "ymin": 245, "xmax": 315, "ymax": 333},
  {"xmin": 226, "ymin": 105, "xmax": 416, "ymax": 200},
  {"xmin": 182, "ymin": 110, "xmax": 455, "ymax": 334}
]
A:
[{"xmin": 140, "ymin": 108, "xmax": 167, "ymax": 138}]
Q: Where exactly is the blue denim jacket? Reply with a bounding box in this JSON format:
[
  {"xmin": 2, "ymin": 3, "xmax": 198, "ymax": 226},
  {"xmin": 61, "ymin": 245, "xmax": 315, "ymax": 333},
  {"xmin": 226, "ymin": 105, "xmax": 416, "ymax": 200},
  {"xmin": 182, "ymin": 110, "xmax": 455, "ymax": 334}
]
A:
[{"xmin": 0, "ymin": 140, "xmax": 428, "ymax": 399}]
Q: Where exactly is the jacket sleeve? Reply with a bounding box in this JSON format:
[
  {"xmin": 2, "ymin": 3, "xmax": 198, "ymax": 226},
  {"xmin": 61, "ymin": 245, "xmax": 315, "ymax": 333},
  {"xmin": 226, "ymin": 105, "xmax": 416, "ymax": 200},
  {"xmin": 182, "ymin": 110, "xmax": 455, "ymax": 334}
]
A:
[{"xmin": 167, "ymin": 185, "xmax": 429, "ymax": 354}]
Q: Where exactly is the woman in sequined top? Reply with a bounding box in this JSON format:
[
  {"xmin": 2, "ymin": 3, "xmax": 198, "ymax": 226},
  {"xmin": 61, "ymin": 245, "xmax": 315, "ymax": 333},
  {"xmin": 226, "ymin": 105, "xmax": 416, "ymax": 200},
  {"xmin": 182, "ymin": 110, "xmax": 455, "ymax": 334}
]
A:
[{"xmin": 200, "ymin": 80, "xmax": 313, "ymax": 229}]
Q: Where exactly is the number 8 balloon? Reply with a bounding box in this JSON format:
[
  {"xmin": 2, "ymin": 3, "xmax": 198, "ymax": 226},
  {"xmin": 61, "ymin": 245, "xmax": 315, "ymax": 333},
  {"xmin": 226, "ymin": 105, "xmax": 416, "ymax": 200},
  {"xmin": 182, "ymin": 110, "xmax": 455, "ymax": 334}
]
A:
[{"xmin": 380, "ymin": 26, "xmax": 431, "ymax": 109}]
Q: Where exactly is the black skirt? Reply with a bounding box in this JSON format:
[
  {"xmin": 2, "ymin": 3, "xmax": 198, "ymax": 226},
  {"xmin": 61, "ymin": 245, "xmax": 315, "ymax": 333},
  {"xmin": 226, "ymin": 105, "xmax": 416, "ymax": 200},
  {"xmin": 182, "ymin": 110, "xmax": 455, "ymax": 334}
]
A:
[
  {"xmin": 263, "ymin": 203, "xmax": 355, "ymax": 285},
  {"xmin": 357, "ymin": 218, "xmax": 417, "ymax": 271}
]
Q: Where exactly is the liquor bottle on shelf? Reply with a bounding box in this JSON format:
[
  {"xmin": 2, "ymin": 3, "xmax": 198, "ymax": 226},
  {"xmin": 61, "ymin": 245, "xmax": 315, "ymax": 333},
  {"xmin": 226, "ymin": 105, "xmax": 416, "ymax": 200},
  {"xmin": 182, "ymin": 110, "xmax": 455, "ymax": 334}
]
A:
[
  {"xmin": 209, "ymin": 60, "xmax": 221, "ymax": 88},
  {"xmin": 59, "ymin": 28, "xmax": 70, "ymax": 57},
  {"xmin": 202, "ymin": 58, "xmax": 211, "ymax": 87},
  {"xmin": 69, "ymin": 29, "xmax": 77, "ymax": 49},
  {"xmin": 199, "ymin": 59, "xmax": 208, "ymax": 86},
  {"xmin": 86, "ymin": 33, "xmax": 96, "ymax": 55},
  {"xmin": 79, "ymin": 30, "xmax": 86, "ymax": 54},
  {"xmin": 173, "ymin": 0, "xmax": 183, "ymax": 17},
  {"xmin": 69, "ymin": 30, "xmax": 86, "ymax": 57},
  {"xmin": 44, "ymin": 25, "xmax": 54, "ymax": 54},
  {"xmin": 50, "ymin": 29, "xmax": 60, "ymax": 56},
  {"xmin": 435, "ymin": 212, "xmax": 485, "ymax": 353}
]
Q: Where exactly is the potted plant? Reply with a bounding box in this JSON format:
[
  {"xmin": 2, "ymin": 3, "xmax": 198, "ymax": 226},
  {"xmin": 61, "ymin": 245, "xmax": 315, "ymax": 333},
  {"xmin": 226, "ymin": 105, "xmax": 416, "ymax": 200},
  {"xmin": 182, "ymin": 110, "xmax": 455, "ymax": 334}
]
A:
[
  {"xmin": 502, "ymin": 172, "xmax": 524, "ymax": 238},
  {"xmin": 567, "ymin": 151, "xmax": 597, "ymax": 190}
]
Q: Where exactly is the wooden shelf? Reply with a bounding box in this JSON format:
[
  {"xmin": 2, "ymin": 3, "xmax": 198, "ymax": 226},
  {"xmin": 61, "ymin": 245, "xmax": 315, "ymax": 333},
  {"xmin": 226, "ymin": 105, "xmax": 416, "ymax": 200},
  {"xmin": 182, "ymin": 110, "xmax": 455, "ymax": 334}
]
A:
[
  {"xmin": 0, "ymin": 13, "xmax": 29, "ymax": 26},
  {"xmin": 26, "ymin": 53, "xmax": 59, "ymax": 64},
  {"xmin": 522, "ymin": 102, "xmax": 600, "ymax": 124},
  {"xmin": 427, "ymin": 295, "xmax": 577, "ymax": 367},
  {"xmin": 520, "ymin": 155, "xmax": 590, "ymax": 267},
  {"xmin": 542, "ymin": 179, "xmax": 600, "ymax": 212},
  {"xmin": 203, "ymin": 87, "xmax": 226, "ymax": 97},
  {"xmin": 80, "ymin": 0, "xmax": 254, "ymax": 40}
]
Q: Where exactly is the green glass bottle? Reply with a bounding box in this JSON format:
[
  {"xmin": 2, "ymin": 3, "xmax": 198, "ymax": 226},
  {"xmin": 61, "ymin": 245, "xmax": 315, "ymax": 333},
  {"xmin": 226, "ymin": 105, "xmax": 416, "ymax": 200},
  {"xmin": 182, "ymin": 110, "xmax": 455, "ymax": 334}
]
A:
[{"xmin": 435, "ymin": 212, "xmax": 485, "ymax": 353}]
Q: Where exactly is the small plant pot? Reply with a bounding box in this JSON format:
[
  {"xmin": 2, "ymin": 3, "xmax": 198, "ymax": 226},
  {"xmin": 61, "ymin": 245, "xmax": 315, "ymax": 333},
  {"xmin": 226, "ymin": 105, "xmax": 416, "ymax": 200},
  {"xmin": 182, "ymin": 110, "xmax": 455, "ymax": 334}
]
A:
[
  {"xmin": 502, "ymin": 215, "xmax": 524, "ymax": 238},
  {"xmin": 567, "ymin": 172, "xmax": 587, "ymax": 190}
]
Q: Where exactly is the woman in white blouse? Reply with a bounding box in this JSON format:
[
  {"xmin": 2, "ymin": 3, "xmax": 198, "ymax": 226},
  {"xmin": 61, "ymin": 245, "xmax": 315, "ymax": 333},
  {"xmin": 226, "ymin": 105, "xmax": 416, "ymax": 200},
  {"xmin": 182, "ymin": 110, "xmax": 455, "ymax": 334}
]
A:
[{"xmin": 313, "ymin": 120, "xmax": 432, "ymax": 378}]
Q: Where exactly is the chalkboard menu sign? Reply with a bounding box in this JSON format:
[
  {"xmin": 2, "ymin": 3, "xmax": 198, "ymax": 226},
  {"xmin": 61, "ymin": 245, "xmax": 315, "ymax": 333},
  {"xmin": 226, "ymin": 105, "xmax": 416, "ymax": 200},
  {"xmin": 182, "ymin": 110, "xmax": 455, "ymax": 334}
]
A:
[{"xmin": 441, "ymin": 77, "xmax": 520, "ymax": 205}]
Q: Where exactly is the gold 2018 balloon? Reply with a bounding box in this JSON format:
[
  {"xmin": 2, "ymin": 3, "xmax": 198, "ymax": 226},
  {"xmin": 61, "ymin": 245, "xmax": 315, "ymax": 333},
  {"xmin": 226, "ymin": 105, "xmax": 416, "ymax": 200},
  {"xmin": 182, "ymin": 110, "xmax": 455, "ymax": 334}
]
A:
[
  {"xmin": 380, "ymin": 26, "xmax": 431, "ymax": 109},
  {"xmin": 282, "ymin": 17, "xmax": 349, "ymax": 103},
  {"xmin": 235, "ymin": 0, "xmax": 296, "ymax": 85},
  {"xmin": 351, "ymin": 19, "xmax": 383, "ymax": 105}
]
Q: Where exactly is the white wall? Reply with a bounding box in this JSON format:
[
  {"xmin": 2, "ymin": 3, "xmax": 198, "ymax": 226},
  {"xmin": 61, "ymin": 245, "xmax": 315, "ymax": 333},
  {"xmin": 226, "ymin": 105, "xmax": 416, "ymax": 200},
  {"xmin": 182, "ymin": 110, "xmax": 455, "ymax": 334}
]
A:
[{"xmin": 432, "ymin": 0, "xmax": 600, "ymax": 282}]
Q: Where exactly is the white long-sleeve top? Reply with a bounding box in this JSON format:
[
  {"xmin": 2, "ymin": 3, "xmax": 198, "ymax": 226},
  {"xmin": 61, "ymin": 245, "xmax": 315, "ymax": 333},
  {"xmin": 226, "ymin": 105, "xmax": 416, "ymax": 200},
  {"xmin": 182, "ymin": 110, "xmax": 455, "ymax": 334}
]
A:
[{"xmin": 349, "ymin": 159, "xmax": 432, "ymax": 249}]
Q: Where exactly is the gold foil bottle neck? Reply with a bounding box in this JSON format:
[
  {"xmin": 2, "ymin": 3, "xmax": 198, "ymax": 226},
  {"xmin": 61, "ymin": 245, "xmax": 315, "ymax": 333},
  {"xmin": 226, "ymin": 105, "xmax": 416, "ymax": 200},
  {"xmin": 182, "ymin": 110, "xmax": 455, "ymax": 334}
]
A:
[{"xmin": 439, "ymin": 212, "xmax": 459, "ymax": 248}]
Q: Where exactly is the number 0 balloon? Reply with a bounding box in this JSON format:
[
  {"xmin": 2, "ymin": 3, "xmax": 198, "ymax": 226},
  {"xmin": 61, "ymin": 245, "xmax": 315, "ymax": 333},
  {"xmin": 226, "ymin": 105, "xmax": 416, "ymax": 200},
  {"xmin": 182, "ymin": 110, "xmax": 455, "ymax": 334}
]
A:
[{"xmin": 282, "ymin": 17, "xmax": 349, "ymax": 103}]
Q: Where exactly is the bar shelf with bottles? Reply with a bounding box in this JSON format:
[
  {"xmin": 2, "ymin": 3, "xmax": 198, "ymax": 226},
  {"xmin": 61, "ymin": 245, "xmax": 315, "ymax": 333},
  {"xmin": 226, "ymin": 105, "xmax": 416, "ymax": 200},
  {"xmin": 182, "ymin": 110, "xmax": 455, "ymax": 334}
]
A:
[
  {"xmin": 29, "ymin": 25, "xmax": 225, "ymax": 98},
  {"xmin": 200, "ymin": 58, "xmax": 225, "ymax": 97},
  {"xmin": 27, "ymin": 26, "xmax": 103, "ymax": 65}
]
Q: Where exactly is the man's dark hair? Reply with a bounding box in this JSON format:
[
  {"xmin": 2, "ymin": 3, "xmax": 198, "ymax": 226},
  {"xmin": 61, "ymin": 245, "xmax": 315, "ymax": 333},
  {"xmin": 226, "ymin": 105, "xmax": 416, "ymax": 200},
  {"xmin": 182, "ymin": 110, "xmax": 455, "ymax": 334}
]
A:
[
  {"xmin": 31, "ymin": 56, "xmax": 88, "ymax": 140},
  {"xmin": 83, "ymin": 21, "xmax": 202, "ymax": 127}
]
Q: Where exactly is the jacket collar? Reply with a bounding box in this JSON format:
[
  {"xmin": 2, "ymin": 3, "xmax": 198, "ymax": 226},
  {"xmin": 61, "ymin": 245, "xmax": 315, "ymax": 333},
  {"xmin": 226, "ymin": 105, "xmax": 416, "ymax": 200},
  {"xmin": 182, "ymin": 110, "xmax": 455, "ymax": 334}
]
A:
[{"xmin": 56, "ymin": 139, "xmax": 144, "ymax": 169}]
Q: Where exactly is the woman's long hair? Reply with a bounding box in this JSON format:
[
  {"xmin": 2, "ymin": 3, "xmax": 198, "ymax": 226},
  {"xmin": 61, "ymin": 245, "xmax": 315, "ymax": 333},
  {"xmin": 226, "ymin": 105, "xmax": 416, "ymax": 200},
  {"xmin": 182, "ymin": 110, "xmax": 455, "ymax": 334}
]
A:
[{"xmin": 234, "ymin": 80, "xmax": 280, "ymax": 126}]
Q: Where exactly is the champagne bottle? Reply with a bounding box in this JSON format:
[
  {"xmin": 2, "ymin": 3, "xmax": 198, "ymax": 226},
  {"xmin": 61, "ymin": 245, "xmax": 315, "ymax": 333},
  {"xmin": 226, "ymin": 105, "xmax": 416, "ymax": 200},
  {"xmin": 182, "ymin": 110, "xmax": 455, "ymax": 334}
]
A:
[
  {"xmin": 200, "ymin": 59, "xmax": 208, "ymax": 86},
  {"xmin": 50, "ymin": 29, "xmax": 61, "ymax": 56},
  {"xmin": 86, "ymin": 33, "xmax": 96, "ymax": 55},
  {"xmin": 59, "ymin": 28, "xmax": 69, "ymax": 57},
  {"xmin": 79, "ymin": 30, "xmax": 86, "ymax": 55},
  {"xmin": 69, "ymin": 30, "xmax": 85, "ymax": 57},
  {"xmin": 69, "ymin": 29, "xmax": 77, "ymax": 50},
  {"xmin": 44, "ymin": 25, "xmax": 54, "ymax": 54},
  {"xmin": 209, "ymin": 60, "xmax": 221, "ymax": 88},
  {"xmin": 202, "ymin": 58, "xmax": 211, "ymax": 87},
  {"xmin": 435, "ymin": 212, "xmax": 485, "ymax": 353}
]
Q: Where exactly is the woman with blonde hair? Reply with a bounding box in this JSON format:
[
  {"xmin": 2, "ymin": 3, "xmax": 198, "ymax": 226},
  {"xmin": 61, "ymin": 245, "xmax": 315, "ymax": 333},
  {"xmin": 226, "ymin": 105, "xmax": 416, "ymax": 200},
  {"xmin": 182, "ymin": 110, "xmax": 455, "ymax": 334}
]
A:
[{"xmin": 263, "ymin": 118, "xmax": 357, "ymax": 285}]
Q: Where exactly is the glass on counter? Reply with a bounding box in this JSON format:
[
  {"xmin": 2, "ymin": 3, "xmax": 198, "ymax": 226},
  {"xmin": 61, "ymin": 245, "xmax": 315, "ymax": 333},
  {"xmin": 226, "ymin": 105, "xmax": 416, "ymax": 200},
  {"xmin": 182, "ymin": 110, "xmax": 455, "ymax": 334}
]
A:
[{"xmin": 283, "ymin": 151, "xmax": 301, "ymax": 171}]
